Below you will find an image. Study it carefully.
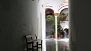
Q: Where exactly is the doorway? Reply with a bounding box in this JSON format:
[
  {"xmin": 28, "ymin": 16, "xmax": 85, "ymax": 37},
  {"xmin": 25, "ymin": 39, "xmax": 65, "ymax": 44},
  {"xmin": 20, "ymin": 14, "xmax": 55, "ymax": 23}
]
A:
[{"xmin": 45, "ymin": 0, "xmax": 69, "ymax": 51}]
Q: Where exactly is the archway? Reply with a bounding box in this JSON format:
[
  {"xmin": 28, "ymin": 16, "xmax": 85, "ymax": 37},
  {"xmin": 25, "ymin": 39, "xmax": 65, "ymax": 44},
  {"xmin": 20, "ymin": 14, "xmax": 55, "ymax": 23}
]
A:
[
  {"xmin": 43, "ymin": 0, "xmax": 68, "ymax": 50},
  {"xmin": 45, "ymin": 8, "xmax": 54, "ymax": 39}
]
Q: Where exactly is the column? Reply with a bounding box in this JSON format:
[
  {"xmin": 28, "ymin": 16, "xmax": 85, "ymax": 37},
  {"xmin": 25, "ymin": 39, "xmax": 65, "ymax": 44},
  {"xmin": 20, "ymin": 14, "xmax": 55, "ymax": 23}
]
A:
[{"xmin": 54, "ymin": 13, "xmax": 58, "ymax": 51}]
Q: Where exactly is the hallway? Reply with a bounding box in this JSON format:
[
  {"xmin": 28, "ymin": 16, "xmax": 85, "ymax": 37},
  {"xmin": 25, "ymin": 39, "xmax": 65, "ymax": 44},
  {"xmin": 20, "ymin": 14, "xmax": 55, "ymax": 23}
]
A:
[{"xmin": 1, "ymin": 0, "xmax": 91, "ymax": 51}]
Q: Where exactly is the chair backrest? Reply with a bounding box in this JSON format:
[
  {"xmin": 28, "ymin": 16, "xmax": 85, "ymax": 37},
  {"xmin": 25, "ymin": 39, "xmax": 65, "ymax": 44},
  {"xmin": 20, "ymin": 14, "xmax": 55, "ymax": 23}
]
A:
[{"xmin": 24, "ymin": 34, "xmax": 37, "ymax": 41}]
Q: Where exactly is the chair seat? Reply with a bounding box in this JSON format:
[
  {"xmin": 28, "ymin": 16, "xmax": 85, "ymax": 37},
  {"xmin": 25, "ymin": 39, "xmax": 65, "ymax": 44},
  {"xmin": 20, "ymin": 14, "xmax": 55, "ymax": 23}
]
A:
[
  {"xmin": 28, "ymin": 47, "xmax": 42, "ymax": 49},
  {"xmin": 27, "ymin": 39, "xmax": 42, "ymax": 43}
]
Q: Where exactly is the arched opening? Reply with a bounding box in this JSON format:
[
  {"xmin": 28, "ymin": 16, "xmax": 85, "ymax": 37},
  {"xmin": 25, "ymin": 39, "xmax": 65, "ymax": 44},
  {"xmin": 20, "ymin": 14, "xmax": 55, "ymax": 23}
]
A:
[
  {"xmin": 45, "ymin": 8, "xmax": 54, "ymax": 39},
  {"xmin": 43, "ymin": 0, "xmax": 69, "ymax": 51},
  {"xmin": 59, "ymin": 8, "xmax": 68, "ymax": 21},
  {"xmin": 45, "ymin": 8, "xmax": 54, "ymax": 16},
  {"xmin": 59, "ymin": 8, "xmax": 69, "ymax": 37}
]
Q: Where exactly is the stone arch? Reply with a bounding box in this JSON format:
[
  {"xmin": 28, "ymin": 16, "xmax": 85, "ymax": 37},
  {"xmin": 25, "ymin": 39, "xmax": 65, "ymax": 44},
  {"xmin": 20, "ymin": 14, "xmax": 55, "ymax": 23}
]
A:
[
  {"xmin": 45, "ymin": 8, "xmax": 54, "ymax": 17},
  {"xmin": 60, "ymin": 8, "xmax": 68, "ymax": 13},
  {"xmin": 59, "ymin": 8, "xmax": 68, "ymax": 21},
  {"xmin": 58, "ymin": 2, "xmax": 68, "ymax": 13}
]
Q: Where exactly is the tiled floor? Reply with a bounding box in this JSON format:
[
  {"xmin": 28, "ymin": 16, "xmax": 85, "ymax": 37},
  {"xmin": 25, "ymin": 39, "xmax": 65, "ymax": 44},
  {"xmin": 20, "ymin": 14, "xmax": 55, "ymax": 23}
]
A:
[{"xmin": 46, "ymin": 39, "xmax": 69, "ymax": 51}]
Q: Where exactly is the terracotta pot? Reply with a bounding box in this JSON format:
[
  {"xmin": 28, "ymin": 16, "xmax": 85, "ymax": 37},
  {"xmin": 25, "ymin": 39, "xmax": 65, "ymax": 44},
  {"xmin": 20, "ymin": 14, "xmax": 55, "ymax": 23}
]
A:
[
  {"xmin": 51, "ymin": 35, "xmax": 54, "ymax": 38},
  {"xmin": 59, "ymin": 34, "xmax": 64, "ymax": 38},
  {"xmin": 58, "ymin": 34, "xmax": 60, "ymax": 38},
  {"xmin": 53, "ymin": 33, "xmax": 56, "ymax": 38}
]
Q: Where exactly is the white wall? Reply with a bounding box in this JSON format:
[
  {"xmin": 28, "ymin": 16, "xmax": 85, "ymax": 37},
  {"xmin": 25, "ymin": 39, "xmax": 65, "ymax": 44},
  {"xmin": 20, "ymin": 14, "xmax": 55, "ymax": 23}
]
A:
[
  {"xmin": 31, "ymin": 0, "xmax": 39, "ymax": 35},
  {"xmin": 38, "ymin": 0, "xmax": 47, "ymax": 51},
  {"xmin": 60, "ymin": 21, "xmax": 69, "ymax": 29}
]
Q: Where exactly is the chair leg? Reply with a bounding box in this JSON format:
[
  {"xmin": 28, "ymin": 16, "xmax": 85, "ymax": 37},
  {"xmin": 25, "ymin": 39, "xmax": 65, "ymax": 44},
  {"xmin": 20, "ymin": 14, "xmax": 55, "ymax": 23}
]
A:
[
  {"xmin": 41, "ymin": 40, "xmax": 42, "ymax": 51},
  {"xmin": 27, "ymin": 44, "xmax": 28, "ymax": 51},
  {"xmin": 37, "ymin": 42, "xmax": 38, "ymax": 51},
  {"xmin": 32, "ymin": 42, "xmax": 33, "ymax": 51}
]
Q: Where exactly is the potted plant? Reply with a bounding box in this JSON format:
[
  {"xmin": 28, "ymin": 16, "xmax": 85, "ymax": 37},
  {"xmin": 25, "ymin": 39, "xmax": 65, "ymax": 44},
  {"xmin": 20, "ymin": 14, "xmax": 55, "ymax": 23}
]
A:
[
  {"xmin": 50, "ymin": 31, "xmax": 55, "ymax": 38},
  {"xmin": 46, "ymin": 13, "xmax": 68, "ymax": 38},
  {"xmin": 59, "ymin": 29, "xmax": 65, "ymax": 38}
]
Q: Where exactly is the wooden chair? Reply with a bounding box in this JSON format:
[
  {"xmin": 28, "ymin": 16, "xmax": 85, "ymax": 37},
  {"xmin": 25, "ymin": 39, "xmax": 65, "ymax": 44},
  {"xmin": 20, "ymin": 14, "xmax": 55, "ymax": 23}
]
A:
[{"xmin": 24, "ymin": 34, "xmax": 42, "ymax": 51}]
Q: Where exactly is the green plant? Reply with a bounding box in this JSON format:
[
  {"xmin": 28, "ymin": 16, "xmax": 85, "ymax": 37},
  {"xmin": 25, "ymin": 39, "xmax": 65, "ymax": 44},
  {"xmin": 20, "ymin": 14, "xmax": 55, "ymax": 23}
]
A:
[
  {"xmin": 46, "ymin": 13, "xmax": 68, "ymax": 35},
  {"xmin": 60, "ymin": 29, "xmax": 65, "ymax": 35},
  {"xmin": 50, "ymin": 31, "xmax": 55, "ymax": 35}
]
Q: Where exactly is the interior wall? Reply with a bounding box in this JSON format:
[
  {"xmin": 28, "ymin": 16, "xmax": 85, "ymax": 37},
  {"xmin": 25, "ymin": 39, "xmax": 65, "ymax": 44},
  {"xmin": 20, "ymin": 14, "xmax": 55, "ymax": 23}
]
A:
[
  {"xmin": 0, "ymin": 0, "xmax": 38, "ymax": 51},
  {"xmin": 38, "ymin": 0, "xmax": 47, "ymax": 51},
  {"xmin": 31, "ymin": 0, "xmax": 39, "ymax": 35},
  {"xmin": 70, "ymin": 0, "xmax": 91, "ymax": 51}
]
